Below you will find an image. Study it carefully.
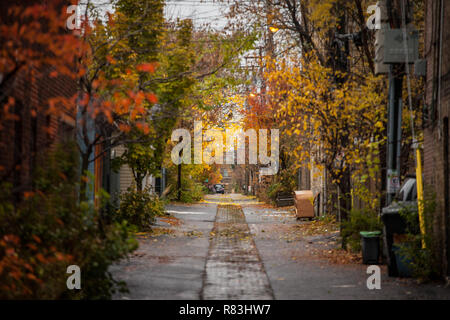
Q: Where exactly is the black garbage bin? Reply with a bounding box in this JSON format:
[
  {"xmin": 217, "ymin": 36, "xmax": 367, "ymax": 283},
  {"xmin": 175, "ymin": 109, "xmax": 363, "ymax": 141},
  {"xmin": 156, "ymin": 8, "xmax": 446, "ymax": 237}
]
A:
[
  {"xmin": 381, "ymin": 177, "xmax": 418, "ymax": 276},
  {"xmin": 392, "ymin": 245, "xmax": 413, "ymax": 277},
  {"xmin": 360, "ymin": 231, "xmax": 381, "ymax": 264},
  {"xmin": 381, "ymin": 208, "xmax": 408, "ymax": 276}
]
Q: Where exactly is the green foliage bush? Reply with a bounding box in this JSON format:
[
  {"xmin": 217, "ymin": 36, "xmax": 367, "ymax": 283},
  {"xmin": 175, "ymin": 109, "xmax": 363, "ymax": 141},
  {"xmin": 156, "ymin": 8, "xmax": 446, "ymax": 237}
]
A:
[
  {"xmin": 397, "ymin": 195, "xmax": 440, "ymax": 281},
  {"xmin": 169, "ymin": 182, "xmax": 207, "ymax": 203},
  {"xmin": 341, "ymin": 208, "xmax": 382, "ymax": 252},
  {"xmin": 165, "ymin": 164, "xmax": 208, "ymax": 203},
  {"xmin": 266, "ymin": 168, "xmax": 297, "ymax": 203},
  {"xmin": 184, "ymin": 182, "xmax": 207, "ymax": 203},
  {"xmin": 0, "ymin": 143, "xmax": 137, "ymax": 299},
  {"xmin": 117, "ymin": 186, "xmax": 165, "ymax": 230},
  {"xmin": 267, "ymin": 182, "xmax": 282, "ymax": 202}
]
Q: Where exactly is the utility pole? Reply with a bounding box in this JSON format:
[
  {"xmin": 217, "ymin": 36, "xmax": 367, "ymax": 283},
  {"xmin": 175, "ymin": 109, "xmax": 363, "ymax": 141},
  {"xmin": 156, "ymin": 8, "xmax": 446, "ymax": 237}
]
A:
[
  {"xmin": 380, "ymin": 0, "xmax": 419, "ymax": 277},
  {"xmin": 386, "ymin": 62, "xmax": 403, "ymax": 205},
  {"xmin": 385, "ymin": 0, "xmax": 414, "ymax": 205},
  {"xmin": 266, "ymin": 0, "xmax": 275, "ymax": 58},
  {"xmin": 177, "ymin": 136, "xmax": 182, "ymax": 201},
  {"xmin": 386, "ymin": 0, "xmax": 401, "ymax": 206}
]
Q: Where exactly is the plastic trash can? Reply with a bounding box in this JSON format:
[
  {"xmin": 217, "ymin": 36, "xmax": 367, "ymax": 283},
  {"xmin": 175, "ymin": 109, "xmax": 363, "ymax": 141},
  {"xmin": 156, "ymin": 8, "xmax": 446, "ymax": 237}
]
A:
[
  {"xmin": 360, "ymin": 231, "xmax": 381, "ymax": 264},
  {"xmin": 392, "ymin": 245, "xmax": 412, "ymax": 277}
]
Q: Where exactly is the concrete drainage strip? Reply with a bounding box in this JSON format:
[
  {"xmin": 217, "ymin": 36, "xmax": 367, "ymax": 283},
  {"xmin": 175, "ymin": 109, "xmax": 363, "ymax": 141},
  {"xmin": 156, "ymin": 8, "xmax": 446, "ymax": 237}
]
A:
[{"xmin": 201, "ymin": 204, "xmax": 274, "ymax": 300}]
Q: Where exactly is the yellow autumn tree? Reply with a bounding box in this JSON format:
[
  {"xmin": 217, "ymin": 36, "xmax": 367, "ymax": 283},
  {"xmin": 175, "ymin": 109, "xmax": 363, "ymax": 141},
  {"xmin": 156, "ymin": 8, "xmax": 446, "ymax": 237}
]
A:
[{"xmin": 266, "ymin": 54, "xmax": 387, "ymax": 212}]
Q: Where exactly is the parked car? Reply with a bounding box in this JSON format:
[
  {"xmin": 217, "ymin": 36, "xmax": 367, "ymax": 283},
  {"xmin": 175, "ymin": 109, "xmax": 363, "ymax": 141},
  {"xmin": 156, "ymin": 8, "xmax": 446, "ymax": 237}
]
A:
[{"xmin": 214, "ymin": 184, "xmax": 225, "ymax": 194}]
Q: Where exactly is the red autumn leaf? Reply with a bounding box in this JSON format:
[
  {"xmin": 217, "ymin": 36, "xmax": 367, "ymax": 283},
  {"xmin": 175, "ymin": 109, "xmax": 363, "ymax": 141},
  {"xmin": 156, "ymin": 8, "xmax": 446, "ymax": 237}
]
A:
[
  {"xmin": 118, "ymin": 123, "xmax": 131, "ymax": 133},
  {"xmin": 26, "ymin": 273, "xmax": 37, "ymax": 281},
  {"xmin": 147, "ymin": 93, "xmax": 158, "ymax": 104},
  {"xmin": 23, "ymin": 191, "xmax": 35, "ymax": 199},
  {"xmin": 10, "ymin": 271, "xmax": 22, "ymax": 280},
  {"xmin": 55, "ymin": 252, "xmax": 65, "ymax": 261},
  {"xmin": 58, "ymin": 172, "xmax": 67, "ymax": 181},
  {"xmin": 32, "ymin": 235, "xmax": 41, "ymax": 243},
  {"xmin": 136, "ymin": 63, "xmax": 156, "ymax": 73},
  {"xmin": 106, "ymin": 55, "xmax": 116, "ymax": 65},
  {"xmin": 92, "ymin": 79, "xmax": 100, "ymax": 89},
  {"xmin": 4, "ymin": 235, "xmax": 19, "ymax": 244},
  {"xmin": 27, "ymin": 243, "xmax": 38, "ymax": 251}
]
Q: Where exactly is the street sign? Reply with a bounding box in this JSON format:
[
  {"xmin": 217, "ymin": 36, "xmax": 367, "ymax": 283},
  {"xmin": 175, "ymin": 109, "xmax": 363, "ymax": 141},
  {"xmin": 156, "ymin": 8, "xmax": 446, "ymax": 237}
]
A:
[
  {"xmin": 387, "ymin": 169, "xmax": 400, "ymax": 194},
  {"xmin": 383, "ymin": 29, "xmax": 418, "ymax": 64}
]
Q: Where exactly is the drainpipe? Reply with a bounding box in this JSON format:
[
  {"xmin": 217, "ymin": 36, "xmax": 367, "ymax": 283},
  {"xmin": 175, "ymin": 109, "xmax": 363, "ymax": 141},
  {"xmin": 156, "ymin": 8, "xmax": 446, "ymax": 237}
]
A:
[{"xmin": 437, "ymin": 0, "xmax": 444, "ymax": 140}]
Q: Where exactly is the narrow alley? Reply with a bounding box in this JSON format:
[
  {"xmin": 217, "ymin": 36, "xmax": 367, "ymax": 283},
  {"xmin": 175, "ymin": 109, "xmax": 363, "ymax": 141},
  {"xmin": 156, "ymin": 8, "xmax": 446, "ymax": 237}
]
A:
[{"xmin": 111, "ymin": 194, "xmax": 450, "ymax": 300}]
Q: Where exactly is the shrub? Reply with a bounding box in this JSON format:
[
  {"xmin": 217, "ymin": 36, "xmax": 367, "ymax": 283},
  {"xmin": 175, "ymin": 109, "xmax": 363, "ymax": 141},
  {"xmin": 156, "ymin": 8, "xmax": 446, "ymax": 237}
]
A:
[
  {"xmin": 168, "ymin": 180, "xmax": 207, "ymax": 203},
  {"xmin": 341, "ymin": 208, "xmax": 382, "ymax": 252},
  {"xmin": 266, "ymin": 168, "xmax": 296, "ymax": 203},
  {"xmin": 267, "ymin": 182, "xmax": 282, "ymax": 202},
  {"xmin": 0, "ymin": 143, "xmax": 137, "ymax": 299},
  {"xmin": 117, "ymin": 186, "xmax": 165, "ymax": 231},
  {"xmin": 181, "ymin": 183, "xmax": 207, "ymax": 203},
  {"xmin": 164, "ymin": 162, "xmax": 209, "ymax": 203},
  {"xmin": 397, "ymin": 195, "xmax": 440, "ymax": 281}
]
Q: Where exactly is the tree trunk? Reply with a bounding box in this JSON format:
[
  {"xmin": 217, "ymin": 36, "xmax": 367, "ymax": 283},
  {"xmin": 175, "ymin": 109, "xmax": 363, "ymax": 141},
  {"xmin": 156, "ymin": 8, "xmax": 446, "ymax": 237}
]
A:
[
  {"xmin": 136, "ymin": 174, "xmax": 143, "ymax": 192},
  {"xmin": 80, "ymin": 152, "xmax": 90, "ymax": 202},
  {"xmin": 131, "ymin": 167, "xmax": 144, "ymax": 192},
  {"xmin": 177, "ymin": 163, "xmax": 181, "ymax": 201},
  {"xmin": 339, "ymin": 169, "xmax": 352, "ymax": 220},
  {"xmin": 338, "ymin": 168, "xmax": 352, "ymax": 249}
]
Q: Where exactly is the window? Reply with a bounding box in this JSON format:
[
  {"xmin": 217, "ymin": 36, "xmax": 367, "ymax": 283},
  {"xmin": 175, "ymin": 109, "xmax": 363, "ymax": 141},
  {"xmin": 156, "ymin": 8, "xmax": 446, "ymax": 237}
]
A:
[{"xmin": 58, "ymin": 120, "xmax": 75, "ymax": 142}]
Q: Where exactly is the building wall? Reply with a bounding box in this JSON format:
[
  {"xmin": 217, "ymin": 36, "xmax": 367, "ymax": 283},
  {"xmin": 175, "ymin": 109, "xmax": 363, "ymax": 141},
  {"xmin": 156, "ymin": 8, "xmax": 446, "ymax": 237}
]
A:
[
  {"xmin": 113, "ymin": 145, "xmax": 156, "ymax": 195},
  {"xmin": 115, "ymin": 145, "xmax": 135, "ymax": 194},
  {"xmin": 423, "ymin": 0, "xmax": 450, "ymax": 277},
  {"xmin": 0, "ymin": 1, "xmax": 78, "ymax": 198},
  {"xmin": 0, "ymin": 67, "xmax": 77, "ymax": 194}
]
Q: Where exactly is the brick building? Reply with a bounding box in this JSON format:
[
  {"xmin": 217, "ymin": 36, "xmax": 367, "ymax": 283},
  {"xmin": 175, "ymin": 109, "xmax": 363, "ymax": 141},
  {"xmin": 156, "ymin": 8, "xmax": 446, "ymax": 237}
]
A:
[
  {"xmin": 0, "ymin": 66, "xmax": 77, "ymax": 192},
  {"xmin": 423, "ymin": 0, "xmax": 450, "ymax": 277},
  {"xmin": 0, "ymin": 1, "xmax": 78, "ymax": 199}
]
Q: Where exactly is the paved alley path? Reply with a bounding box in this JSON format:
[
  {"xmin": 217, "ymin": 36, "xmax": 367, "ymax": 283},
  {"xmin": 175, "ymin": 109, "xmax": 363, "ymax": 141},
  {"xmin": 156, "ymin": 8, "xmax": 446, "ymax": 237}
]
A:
[
  {"xmin": 111, "ymin": 194, "xmax": 450, "ymax": 300},
  {"xmin": 201, "ymin": 204, "xmax": 273, "ymax": 299}
]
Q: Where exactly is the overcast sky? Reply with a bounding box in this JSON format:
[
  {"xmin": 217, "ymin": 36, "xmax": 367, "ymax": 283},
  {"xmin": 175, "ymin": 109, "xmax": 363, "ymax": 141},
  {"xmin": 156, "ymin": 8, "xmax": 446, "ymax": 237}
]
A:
[
  {"xmin": 84, "ymin": 0, "xmax": 229, "ymax": 29},
  {"xmin": 164, "ymin": 0, "xmax": 228, "ymax": 29}
]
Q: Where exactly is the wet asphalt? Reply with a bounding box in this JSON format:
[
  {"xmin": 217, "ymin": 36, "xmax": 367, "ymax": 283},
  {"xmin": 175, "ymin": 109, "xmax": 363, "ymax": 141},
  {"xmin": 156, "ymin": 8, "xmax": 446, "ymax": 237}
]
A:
[{"xmin": 110, "ymin": 194, "xmax": 450, "ymax": 300}]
